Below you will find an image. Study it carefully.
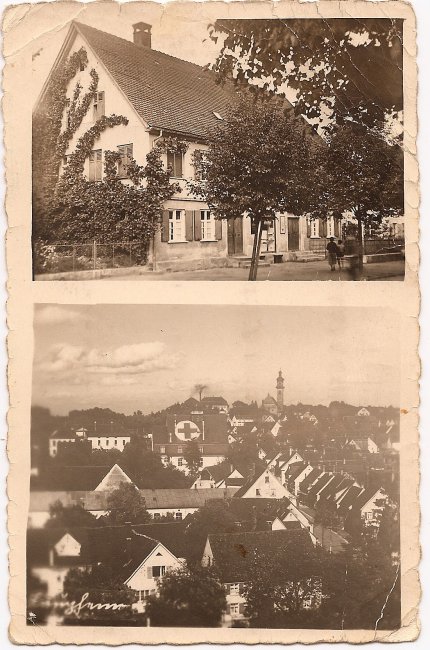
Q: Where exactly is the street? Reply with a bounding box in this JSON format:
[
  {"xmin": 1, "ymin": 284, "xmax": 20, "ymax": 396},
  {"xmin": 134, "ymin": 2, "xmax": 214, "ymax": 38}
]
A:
[{"xmin": 100, "ymin": 259, "xmax": 405, "ymax": 282}]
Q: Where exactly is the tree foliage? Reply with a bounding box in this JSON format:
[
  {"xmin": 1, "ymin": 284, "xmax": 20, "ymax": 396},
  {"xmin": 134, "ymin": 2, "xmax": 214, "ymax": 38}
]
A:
[
  {"xmin": 145, "ymin": 566, "xmax": 226, "ymax": 627},
  {"xmin": 105, "ymin": 482, "xmax": 151, "ymax": 525},
  {"xmin": 190, "ymin": 94, "xmax": 322, "ymax": 225},
  {"xmin": 211, "ymin": 18, "xmax": 403, "ymax": 134},
  {"xmin": 184, "ymin": 501, "xmax": 238, "ymax": 564},
  {"xmin": 45, "ymin": 501, "xmax": 99, "ymax": 529},
  {"xmin": 183, "ymin": 440, "xmax": 202, "ymax": 478}
]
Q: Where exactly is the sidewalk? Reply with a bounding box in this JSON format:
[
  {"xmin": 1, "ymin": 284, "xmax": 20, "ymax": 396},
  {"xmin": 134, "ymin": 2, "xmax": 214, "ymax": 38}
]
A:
[{"xmin": 101, "ymin": 259, "xmax": 405, "ymax": 281}]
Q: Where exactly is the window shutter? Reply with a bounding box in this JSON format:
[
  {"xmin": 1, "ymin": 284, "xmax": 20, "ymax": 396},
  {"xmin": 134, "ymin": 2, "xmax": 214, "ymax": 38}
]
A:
[
  {"xmin": 161, "ymin": 210, "xmax": 170, "ymax": 242},
  {"xmin": 98, "ymin": 92, "xmax": 105, "ymax": 118},
  {"xmin": 335, "ymin": 219, "xmax": 341, "ymax": 237},
  {"xmin": 194, "ymin": 211, "xmax": 202, "ymax": 241},
  {"xmin": 96, "ymin": 150, "xmax": 102, "ymax": 181},
  {"xmin": 307, "ymin": 219, "xmax": 311, "ymax": 238},
  {"xmin": 215, "ymin": 218, "xmax": 222, "ymax": 240},
  {"xmin": 147, "ymin": 566, "xmax": 152, "ymax": 579},
  {"xmin": 89, "ymin": 155, "xmax": 95, "ymax": 182},
  {"xmin": 185, "ymin": 211, "xmax": 193, "ymax": 241},
  {"xmin": 176, "ymin": 153, "xmax": 183, "ymax": 178}
]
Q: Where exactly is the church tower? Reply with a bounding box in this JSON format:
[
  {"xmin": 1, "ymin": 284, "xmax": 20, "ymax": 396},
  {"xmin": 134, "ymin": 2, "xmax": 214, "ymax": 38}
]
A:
[{"xmin": 276, "ymin": 370, "xmax": 285, "ymax": 414}]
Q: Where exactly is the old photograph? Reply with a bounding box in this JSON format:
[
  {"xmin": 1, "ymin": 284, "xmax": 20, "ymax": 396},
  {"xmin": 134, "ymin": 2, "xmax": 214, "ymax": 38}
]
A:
[
  {"xmin": 27, "ymin": 303, "xmax": 401, "ymax": 629},
  {"xmin": 32, "ymin": 11, "xmax": 405, "ymax": 282}
]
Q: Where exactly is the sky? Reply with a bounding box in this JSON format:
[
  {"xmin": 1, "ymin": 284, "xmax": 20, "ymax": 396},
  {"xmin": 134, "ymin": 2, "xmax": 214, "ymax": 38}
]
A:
[{"xmin": 32, "ymin": 304, "xmax": 400, "ymax": 416}]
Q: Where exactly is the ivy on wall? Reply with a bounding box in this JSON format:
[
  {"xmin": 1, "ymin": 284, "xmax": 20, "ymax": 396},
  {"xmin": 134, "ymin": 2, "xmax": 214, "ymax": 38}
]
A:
[{"xmin": 33, "ymin": 46, "xmax": 187, "ymax": 255}]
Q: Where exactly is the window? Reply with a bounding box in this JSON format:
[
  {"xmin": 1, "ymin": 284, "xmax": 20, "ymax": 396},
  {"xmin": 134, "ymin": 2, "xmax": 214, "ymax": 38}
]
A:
[
  {"xmin": 168, "ymin": 210, "xmax": 186, "ymax": 242},
  {"xmin": 177, "ymin": 446, "xmax": 183, "ymax": 454},
  {"xmin": 89, "ymin": 150, "xmax": 103, "ymax": 182},
  {"xmin": 152, "ymin": 565, "xmax": 166, "ymax": 578},
  {"xmin": 327, "ymin": 216, "xmax": 335, "ymax": 238},
  {"xmin": 178, "ymin": 458, "xmax": 183, "ymax": 467},
  {"xmin": 117, "ymin": 144, "xmax": 133, "ymax": 179},
  {"xmin": 200, "ymin": 210, "xmax": 216, "ymax": 240},
  {"xmin": 265, "ymin": 475, "xmax": 270, "ymax": 484},
  {"xmin": 230, "ymin": 604, "xmax": 240, "ymax": 616},
  {"xmin": 256, "ymin": 489, "xmax": 261, "ymax": 496},
  {"xmin": 230, "ymin": 584, "xmax": 240, "ymax": 595},
  {"xmin": 310, "ymin": 218, "xmax": 320, "ymax": 238},
  {"xmin": 93, "ymin": 91, "xmax": 105, "ymax": 120},
  {"xmin": 175, "ymin": 512, "xmax": 182, "ymax": 520},
  {"xmin": 160, "ymin": 446, "xmax": 166, "ymax": 454},
  {"xmin": 153, "ymin": 513, "xmax": 161, "ymax": 519},
  {"xmin": 167, "ymin": 151, "xmax": 183, "ymax": 177}
]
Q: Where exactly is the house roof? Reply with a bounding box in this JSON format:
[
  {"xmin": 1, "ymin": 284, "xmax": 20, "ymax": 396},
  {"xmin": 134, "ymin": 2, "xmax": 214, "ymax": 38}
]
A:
[
  {"xmin": 296, "ymin": 467, "xmax": 320, "ymax": 492},
  {"xmin": 306, "ymin": 473, "xmax": 334, "ymax": 498},
  {"xmin": 71, "ymin": 21, "xmax": 241, "ymax": 140},
  {"xmin": 353, "ymin": 487, "xmax": 385, "ymax": 511},
  {"xmin": 201, "ymin": 396, "xmax": 228, "ymax": 406},
  {"xmin": 32, "ymin": 465, "xmax": 118, "ymax": 491},
  {"xmin": 207, "ymin": 529, "xmax": 313, "ymax": 582},
  {"xmin": 51, "ymin": 422, "xmax": 131, "ymax": 439},
  {"xmin": 336, "ymin": 485, "xmax": 364, "ymax": 515}
]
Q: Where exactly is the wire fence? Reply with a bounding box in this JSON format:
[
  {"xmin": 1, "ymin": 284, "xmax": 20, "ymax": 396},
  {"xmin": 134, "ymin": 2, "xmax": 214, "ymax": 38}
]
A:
[{"xmin": 34, "ymin": 241, "xmax": 150, "ymax": 275}]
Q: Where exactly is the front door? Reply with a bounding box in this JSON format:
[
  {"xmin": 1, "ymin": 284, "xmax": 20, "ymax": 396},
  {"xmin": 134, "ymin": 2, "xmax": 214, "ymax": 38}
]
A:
[
  {"xmin": 228, "ymin": 217, "xmax": 243, "ymax": 255},
  {"xmin": 288, "ymin": 217, "xmax": 300, "ymax": 251}
]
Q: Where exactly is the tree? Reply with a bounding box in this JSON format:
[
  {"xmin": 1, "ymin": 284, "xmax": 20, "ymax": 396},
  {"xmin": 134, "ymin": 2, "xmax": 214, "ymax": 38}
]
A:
[
  {"xmin": 321, "ymin": 124, "xmax": 403, "ymax": 271},
  {"xmin": 211, "ymin": 18, "xmax": 403, "ymax": 134},
  {"xmin": 44, "ymin": 501, "xmax": 99, "ymax": 529},
  {"xmin": 184, "ymin": 501, "xmax": 238, "ymax": 564},
  {"xmin": 242, "ymin": 543, "xmax": 326, "ymax": 628},
  {"xmin": 183, "ymin": 440, "xmax": 202, "ymax": 478},
  {"xmin": 190, "ymin": 94, "xmax": 322, "ymax": 280},
  {"xmin": 105, "ymin": 482, "xmax": 151, "ymax": 525},
  {"xmin": 145, "ymin": 566, "xmax": 226, "ymax": 627},
  {"xmin": 120, "ymin": 435, "xmax": 190, "ymax": 488}
]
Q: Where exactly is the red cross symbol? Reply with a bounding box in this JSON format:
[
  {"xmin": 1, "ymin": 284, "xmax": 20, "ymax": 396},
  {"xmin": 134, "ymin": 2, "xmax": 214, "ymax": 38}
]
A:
[{"xmin": 177, "ymin": 421, "xmax": 199, "ymax": 438}]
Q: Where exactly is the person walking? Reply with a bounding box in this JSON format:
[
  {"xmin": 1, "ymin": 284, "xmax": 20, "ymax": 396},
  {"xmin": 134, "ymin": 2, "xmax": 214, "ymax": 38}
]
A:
[
  {"xmin": 336, "ymin": 239, "xmax": 345, "ymax": 270},
  {"xmin": 326, "ymin": 237, "xmax": 338, "ymax": 272}
]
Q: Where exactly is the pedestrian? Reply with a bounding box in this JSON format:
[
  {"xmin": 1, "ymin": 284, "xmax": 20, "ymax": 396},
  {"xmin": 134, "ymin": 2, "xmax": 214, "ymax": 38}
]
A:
[
  {"xmin": 326, "ymin": 237, "xmax": 338, "ymax": 271},
  {"xmin": 336, "ymin": 239, "xmax": 345, "ymax": 269}
]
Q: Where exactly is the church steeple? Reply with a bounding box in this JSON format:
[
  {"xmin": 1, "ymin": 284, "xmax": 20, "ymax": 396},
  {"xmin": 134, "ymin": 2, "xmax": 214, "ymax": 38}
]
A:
[{"xmin": 276, "ymin": 370, "xmax": 284, "ymax": 414}]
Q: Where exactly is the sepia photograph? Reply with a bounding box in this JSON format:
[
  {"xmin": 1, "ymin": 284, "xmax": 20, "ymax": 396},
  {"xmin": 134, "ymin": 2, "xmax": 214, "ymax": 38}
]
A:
[
  {"xmin": 31, "ymin": 10, "xmax": 405, "ymax": 282},
  {"xmin": 27, "ymin": 303, "xmax": 401, "ymax": 629}
]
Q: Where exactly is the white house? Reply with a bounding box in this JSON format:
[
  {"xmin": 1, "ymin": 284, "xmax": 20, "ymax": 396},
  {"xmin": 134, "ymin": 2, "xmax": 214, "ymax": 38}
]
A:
[
  {"xmin": 34, "ymin": 20, "xmax": 339, "ymax": 276},
  {"xmin": 49, "ymin": 424, "xmax": 131, "ymax": 457},
  {"xmin": 234, "ymin": 467, "xmax": 290, "ymax": 499},
  {"xmin": 124, "ymin": 539, "xmax": 184, "ymax": 601}
]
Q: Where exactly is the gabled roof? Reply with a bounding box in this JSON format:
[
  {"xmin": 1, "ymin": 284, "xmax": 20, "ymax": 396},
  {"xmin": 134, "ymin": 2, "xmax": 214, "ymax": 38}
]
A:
[
  {"xmin": 353, "ymin": 487, "xmax": 385, "ymax": 511},
  {"xmin": 201, "ymin": 396, "xmax": 228, "ymax": 406},
  {"xmin": 336, "ymin": 485, "xmax": 364, "ymax": 515},
  {"xmin": 296, "ymin": 467, "xmax": 320, "ymax": 491},
  {"xmin": 307, "ymin": 473, "xmax": 334, "ymax": 498},
  {"xmin": 69, "ymin": 21, "xmax": 240, "ymax": 140},
  {"xmin": 207, "ymin": 529, "xmax": 313, "ymax": 582}
]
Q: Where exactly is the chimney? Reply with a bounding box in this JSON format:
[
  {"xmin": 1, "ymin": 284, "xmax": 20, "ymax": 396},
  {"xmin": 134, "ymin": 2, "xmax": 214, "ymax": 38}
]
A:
[{"xmin": 133, "ymin": 22, "xmax": 152, "ymax": 48}]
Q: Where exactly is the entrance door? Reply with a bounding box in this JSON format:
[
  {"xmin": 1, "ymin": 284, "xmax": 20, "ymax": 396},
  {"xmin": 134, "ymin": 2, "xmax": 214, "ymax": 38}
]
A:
[
  {"xmin": 288, "ymin": 217, "xmax": 300, "ymax": 251},
  {"xmin": 227, "ymin": 217, "xmax": 243, "ymax": 255}
]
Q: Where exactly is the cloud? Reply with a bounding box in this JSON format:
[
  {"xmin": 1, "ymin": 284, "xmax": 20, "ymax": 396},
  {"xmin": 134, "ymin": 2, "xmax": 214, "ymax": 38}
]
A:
[
  {"xmin": 37, "ymin": 341, "xmax": 177, "ymax": 377},
  {"xmin": 34, "ymin": 305, "xmax": 87, "ymax": 325}
]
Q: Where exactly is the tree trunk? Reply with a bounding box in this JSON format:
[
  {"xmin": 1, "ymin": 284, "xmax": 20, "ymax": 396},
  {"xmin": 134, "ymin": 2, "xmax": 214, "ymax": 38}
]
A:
[
  {"xmin": 356, "ymin": 211, "xmax": 364, "ymax": 279},
  {"xmin": 248, "ymin": 218, "xmax": 263, "ymax": 281}
]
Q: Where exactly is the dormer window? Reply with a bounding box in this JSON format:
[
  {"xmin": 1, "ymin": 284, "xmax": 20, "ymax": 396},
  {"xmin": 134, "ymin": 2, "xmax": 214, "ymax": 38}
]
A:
[
  {"xmin": 93, "ymin": 91, "xmax": 105, "ymax": 121},
  {"xmin": 167, "ymin": 151, "xmax": 183, "ymax": 178}
]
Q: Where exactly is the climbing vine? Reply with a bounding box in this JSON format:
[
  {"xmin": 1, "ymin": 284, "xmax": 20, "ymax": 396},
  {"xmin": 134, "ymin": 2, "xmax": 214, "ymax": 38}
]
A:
[{"xmin": 33, "ymin": 46, "xmax": 187, "ymax": 263}]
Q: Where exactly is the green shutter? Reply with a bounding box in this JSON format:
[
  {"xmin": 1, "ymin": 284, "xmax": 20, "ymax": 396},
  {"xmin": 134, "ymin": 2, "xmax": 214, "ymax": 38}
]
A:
[
  {"xmin": 161, "ymin": 210, "xmax": 170, "ymax": 242},
  {"xmin": 194, "ymin": 211, "xmax": 202, "ymax": 240},
  {"xmin": 185, "ymin": 211, "xmax": 193, "ymax": 241},
  {"xmin": 215, "ymin": 218, "xmax": 222, "ymax": 240}
]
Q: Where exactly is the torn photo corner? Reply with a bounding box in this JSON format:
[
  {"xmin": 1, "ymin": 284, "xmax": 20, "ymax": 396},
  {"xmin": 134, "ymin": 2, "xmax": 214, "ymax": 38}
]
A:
[{"xmin": 5, "ymin": 0, "xmax": 420, "ymax": 644}]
